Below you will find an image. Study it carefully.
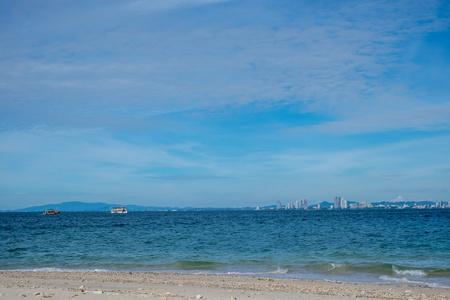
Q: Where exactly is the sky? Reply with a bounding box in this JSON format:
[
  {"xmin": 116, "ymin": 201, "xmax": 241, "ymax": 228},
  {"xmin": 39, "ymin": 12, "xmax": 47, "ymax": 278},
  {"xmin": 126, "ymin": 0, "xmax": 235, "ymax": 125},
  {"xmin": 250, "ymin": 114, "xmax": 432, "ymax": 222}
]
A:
[{"xmin": 1, "ymin": 0, "xmax": 449, "ymax": 209}]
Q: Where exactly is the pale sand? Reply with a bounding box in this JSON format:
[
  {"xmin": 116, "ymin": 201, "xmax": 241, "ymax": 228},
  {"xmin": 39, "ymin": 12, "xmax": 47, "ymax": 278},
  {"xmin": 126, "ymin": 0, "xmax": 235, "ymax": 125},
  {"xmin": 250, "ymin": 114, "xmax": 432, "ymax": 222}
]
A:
[{"xmin": 0, "ymin": 271, "xmax": 449, "ymax": 300}]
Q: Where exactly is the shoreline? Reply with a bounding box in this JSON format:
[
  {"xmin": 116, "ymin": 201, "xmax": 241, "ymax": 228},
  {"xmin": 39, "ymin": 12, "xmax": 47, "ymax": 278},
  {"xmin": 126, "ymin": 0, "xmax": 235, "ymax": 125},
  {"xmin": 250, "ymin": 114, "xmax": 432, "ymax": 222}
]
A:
[
  {"xmin": 1, "ymin": 271, "xmax": 449, "ymax": 299},
  {"xmin": 2, "ymin": 267, "xmax": 449, "ymax": 289}
]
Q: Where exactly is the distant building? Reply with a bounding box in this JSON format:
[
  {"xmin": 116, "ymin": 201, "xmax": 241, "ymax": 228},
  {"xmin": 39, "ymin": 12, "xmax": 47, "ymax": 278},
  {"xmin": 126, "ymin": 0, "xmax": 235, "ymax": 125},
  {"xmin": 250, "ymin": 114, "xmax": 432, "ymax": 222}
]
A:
[
  {"xmin": 340, "ymin": 198, "xmax": 348, "ymax": 209},
  {"xmin": 276, "ymin": 200, "xmax": 282, "ymax": 210},
  {"xmin": 300, "ymin": 199, "xmax": 308, "ymax": 209},
  {"xmin": 334, "ymin": 196, "xmax": 341, "ymax": 209}
]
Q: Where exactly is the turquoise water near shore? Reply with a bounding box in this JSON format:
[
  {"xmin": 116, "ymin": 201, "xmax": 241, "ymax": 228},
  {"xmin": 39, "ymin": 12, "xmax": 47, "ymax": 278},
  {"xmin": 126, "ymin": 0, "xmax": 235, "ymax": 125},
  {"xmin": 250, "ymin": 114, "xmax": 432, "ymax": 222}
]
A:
[{"xmin": 1, "ymin": 209, "xmax": 449, "ymax": 287}]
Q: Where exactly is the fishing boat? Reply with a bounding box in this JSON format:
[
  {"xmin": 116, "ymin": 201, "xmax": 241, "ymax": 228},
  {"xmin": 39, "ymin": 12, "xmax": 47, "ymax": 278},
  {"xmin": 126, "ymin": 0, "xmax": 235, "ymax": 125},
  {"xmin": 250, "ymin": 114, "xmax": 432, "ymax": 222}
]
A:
[
  {"xmin": 43, "ymin": 208, "xmax": 60, "ymax": 215},
  {"xmin": 111, "ymin": 206, "xmax": 128, "ymax": 214}
]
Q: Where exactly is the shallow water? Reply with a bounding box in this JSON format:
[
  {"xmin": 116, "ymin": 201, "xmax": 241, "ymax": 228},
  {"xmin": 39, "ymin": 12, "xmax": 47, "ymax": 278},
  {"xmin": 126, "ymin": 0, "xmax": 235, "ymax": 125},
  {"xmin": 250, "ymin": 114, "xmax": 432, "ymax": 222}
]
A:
[{"xmin": 1, "ymin": 209, "xmax": 449, "ymax": 287}]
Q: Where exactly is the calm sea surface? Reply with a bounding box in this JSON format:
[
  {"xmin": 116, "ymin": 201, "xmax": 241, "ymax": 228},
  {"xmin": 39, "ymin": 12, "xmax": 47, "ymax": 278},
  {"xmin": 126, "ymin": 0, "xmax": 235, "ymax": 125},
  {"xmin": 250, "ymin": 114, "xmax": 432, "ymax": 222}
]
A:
[{"xmin": 1, "ymin": 210, "xmax": 449, "ymax": 287}]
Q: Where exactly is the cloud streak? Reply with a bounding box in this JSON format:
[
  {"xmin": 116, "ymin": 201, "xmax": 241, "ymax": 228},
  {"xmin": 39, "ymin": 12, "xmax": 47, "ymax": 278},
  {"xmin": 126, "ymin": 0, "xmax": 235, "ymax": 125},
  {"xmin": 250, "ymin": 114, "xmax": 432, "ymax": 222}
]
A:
[
  {"xmin": 146, "ymin": 175, "xmax": 233, "ymax": 181},
  {"xmin": 288, "ymin": 105, "xmax": 450, "ymax": 135},
  {"xmin": 1, "ymin": 0, "xmax": 449, "ymax": 209},
  {"xmin": 1, "ymin": 0, "xmax": 448, "ymax": 130}
]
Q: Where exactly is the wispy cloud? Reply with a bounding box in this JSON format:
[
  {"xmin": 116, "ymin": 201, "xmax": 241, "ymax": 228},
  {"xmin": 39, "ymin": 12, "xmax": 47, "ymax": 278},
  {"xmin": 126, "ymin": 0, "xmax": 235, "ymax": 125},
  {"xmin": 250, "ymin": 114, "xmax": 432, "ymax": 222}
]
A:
[
  {"xmin": 288, "ymin": 105, "xmax": 450, "ymax": 135},
  {"xmin": 146, "ymin": 175, "xmax": 233, "ymax": 181},
  {"xmin": 125, "ymin": 0, "xmax": 232, "ymax": 13},
  {"xmin": 1, "ymin": 0, "xmax": 448, "ymax": 131},
  {"xmin": 1, "ymin": 0, "xmax": 449, "ymax": 208}
]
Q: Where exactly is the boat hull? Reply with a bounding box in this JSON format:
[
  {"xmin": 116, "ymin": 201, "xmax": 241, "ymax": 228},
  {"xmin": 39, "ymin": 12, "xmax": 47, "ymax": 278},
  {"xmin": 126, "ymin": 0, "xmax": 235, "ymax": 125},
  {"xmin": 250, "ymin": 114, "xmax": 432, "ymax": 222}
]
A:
[{"xmin": 43, "ymin": 211, "xmax": 60, "ymax": 215}]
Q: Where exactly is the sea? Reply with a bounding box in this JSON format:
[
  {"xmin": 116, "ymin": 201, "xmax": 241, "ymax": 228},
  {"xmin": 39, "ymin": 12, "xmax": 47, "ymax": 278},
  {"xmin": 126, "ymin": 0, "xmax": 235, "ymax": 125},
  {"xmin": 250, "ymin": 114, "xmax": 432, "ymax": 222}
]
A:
[{"xmin": 1, "ymin": 209, "xmax": 449, "ymax": 288}]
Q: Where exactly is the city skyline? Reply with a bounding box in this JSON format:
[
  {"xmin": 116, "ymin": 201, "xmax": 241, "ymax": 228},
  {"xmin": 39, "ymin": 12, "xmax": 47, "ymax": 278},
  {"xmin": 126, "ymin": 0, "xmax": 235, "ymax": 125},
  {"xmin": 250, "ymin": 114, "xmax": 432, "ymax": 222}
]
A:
[{"xmin": 1, "ymin": 0, "xmax": 449, "ymax": 210}]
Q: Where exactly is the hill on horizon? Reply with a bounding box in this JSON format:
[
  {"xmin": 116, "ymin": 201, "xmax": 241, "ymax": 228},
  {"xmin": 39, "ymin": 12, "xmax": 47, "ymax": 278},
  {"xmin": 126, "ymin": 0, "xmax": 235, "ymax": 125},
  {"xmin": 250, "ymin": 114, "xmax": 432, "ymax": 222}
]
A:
[{"xmin": 11, "ymin": 201, "xmax": 172, "ymax": 212}]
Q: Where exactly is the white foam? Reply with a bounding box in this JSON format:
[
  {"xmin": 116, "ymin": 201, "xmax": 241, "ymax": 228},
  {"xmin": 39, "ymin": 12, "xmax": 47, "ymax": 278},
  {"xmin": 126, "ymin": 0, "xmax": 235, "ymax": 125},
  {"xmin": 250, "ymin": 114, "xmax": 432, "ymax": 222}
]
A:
[
  {"xmin": 327, "ymin": 263, "xmax": 345, "ymax": 272},
  {"xmin": 392, "ymin": 265, "xmax": 427, "ymax": 277},
  {"xmin": 379, "ymin": 275, "xmax": 446, "ymax": 288},
  {"xmin": 26, "ymin": 267, "xmax": 108, "ymax": 273},
  {"xmin": 393, "ymin": 269, "xmax": 427, "ymax": 276},
  {"xmin": 380, "ymin": 275, "xmax": 414, "ymax": 283},
  {"xmin": 225, "ymin": 267, "xmax": 288, "ymax": 276},
  {"xmin": 274, "ymin": 267, "xmax": 288, "ymax": 274},
  {"xmin": 31, "ymin": 267, "xmax": 68, "ymax": 272}
]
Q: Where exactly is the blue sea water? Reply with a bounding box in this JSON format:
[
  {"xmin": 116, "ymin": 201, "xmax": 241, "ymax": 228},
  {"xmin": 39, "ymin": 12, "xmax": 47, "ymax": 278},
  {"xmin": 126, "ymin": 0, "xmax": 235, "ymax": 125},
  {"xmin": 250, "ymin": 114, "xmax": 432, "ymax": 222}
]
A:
[{"xmin": 1, "ymin": 209, "xmax": 449, "ymax": 287}]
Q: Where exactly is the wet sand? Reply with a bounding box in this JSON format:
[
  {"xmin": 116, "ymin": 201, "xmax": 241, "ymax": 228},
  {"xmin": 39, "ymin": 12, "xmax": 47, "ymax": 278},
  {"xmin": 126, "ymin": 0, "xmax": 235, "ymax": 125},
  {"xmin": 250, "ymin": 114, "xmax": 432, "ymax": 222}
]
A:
[{"xmin": 0, "ymin": 271, "xmax": 449, "ymax": 299}]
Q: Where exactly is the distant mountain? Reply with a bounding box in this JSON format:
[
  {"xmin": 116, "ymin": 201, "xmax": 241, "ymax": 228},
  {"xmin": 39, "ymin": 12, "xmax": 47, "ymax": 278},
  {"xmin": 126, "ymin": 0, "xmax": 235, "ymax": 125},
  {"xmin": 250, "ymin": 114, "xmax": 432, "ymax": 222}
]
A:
[
  {"xmin": 13, "ymin": 201, "xmax": 174, "ymax": 212},
  {"xmin": 14, "ymin": 201, "xmax": 113, "ymax": 212},
  {"xmin": 12, "ymin": 201, "xmax": 252, "ymax": 212}
]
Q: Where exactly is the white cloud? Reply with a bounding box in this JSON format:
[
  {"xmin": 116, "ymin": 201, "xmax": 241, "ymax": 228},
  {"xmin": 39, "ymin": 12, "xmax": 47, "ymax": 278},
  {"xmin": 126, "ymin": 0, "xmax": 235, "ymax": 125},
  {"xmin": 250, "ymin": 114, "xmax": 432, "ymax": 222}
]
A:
[
  {"xmin": 1, "ymin": 0, "xmax": 448, "ymax": 131},
  {"xmin": 125, "ymin": 0, "xmax": 231, "ymax": 13},
  {"xmin": 289, "ymin": 104, "xmax": 450, "ymax": 135},
  {"xmin": 1, "ymin": 0, "xmax": 449, "ymax": 208}
]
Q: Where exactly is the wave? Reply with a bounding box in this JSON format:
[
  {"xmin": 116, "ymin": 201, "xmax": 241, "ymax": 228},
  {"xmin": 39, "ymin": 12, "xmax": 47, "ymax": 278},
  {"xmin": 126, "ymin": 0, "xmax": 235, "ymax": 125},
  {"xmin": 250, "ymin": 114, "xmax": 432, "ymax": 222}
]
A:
[
  {"xmin": 274, "ymin": 267, "xmax": 289, "ymax": 274},
  {"xmin": 7, "ymin": 247, "xmax": 30, "ymax": 253},
  {"xmin": 225, "ymin": 267, "xmax": 289, "ymax": 277},
  {"xmin": 392, "ymin": 265, "xmax": 450, "ymax": 278},
  {"xmin": 379, "ymin": 275, "xmax": 449, "ymax": 288},
  {"xmin": 226, "ymin": 267, "xmax": 288, "ymax": 276},
  {"xmin": 170, "ymin": 260, "xmax": 221, "ymax": 270},
  {"xmin": 326, "ymin": 263, "xmax": 347, "ymax": 272},
  {"xmin": 310, "ymin": 263, "xmax": 450, "ymax": 278},
  {"xmin": 31, "ymin": 267, "xmax": 109, "ymax": 272},
  {"xmin": 392, "ymin": 266, "xmax": 427, "ymax": 277}
]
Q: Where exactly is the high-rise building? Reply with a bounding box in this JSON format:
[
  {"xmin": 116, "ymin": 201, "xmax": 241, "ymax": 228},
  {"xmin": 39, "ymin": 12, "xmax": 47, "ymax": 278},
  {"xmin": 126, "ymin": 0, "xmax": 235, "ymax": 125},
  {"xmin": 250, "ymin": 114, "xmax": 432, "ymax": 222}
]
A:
[
  {"xmin": 334, "ymin": 196, "xmax": 341, "ymax": 209},
  {"xmin": 300, "ymin": 199, "xmax": 308, "ymax": 209},
  {"xmin": 340, "ymin": 198, "xmax": 348, "ymax": 209},
  {"xmin": 276, "ymin": 200, "xmax": 282, "ymax": 210}
]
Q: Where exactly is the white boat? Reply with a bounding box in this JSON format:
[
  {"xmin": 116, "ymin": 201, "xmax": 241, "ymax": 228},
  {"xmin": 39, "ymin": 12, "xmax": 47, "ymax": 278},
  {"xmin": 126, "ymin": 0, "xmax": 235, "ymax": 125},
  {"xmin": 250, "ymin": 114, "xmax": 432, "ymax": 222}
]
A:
[
  {"xmin": 111, "ymin": 206, "xmax": 128, "ymax": 214},
  {"xmin": 43, "ymin": 208, "xmax": 60, "ymax": 215}
]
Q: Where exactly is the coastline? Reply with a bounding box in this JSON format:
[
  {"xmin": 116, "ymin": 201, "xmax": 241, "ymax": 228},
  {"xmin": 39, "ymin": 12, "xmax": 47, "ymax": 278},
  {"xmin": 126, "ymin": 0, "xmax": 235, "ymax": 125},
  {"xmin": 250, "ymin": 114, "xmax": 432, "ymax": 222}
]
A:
[{"xmin": 0, "ymin": 271, "xmax": 449, "ymax": 300}]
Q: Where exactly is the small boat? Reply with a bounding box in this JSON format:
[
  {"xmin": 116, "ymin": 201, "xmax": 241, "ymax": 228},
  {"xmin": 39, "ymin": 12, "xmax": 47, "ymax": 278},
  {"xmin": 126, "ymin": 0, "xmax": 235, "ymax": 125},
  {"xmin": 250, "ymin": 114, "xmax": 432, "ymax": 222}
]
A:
[
  {"xmin": 111, "ymin": 206, "xmax": 128, "ymax": 214},
  {"xmin": 43, "ymin": 208, "xmax": 60, "ymax": 215}
]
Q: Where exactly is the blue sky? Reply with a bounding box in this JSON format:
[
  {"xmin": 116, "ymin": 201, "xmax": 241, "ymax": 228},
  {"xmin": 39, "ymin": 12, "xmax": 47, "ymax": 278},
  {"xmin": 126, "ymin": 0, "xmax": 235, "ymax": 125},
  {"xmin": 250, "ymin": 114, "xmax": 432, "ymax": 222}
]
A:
[{"xmin": 1, "ymin": 0, "xmax": 449, "ymax": 209}]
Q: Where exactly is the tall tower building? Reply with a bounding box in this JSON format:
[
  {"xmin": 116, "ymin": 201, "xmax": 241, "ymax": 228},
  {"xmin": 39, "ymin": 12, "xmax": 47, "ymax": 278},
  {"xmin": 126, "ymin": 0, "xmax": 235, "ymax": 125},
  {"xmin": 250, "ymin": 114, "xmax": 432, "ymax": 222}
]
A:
[
  {"xmin": 301, "ymin": 199, "xmax": 308, "ymax": 209},
  {"xmin": 276, "ymin": 200, "xmax": 282, "ymax": 210},
  {"xmin": 340, "ymin": 198, "xmax": 348, "ymax": 209},
  {"xmin": 334, "ymin": 196, "xmax": 341, "ymax": 209}
]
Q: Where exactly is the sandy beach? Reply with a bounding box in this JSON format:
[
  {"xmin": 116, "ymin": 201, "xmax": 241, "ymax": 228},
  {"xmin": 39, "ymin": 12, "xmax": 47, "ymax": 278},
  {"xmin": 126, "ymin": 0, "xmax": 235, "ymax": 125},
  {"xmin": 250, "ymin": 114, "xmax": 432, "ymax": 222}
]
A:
[{"xmin": 0, "ymin": 271, "xmax": 449, "ymax": 300}]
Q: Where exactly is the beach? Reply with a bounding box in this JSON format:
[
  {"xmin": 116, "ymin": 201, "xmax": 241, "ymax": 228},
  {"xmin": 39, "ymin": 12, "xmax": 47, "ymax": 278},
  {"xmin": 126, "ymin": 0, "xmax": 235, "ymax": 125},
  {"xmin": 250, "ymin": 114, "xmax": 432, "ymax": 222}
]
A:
[{"xmin": 0, "ymin": 271, "xmax": 449, "ymax": 300}]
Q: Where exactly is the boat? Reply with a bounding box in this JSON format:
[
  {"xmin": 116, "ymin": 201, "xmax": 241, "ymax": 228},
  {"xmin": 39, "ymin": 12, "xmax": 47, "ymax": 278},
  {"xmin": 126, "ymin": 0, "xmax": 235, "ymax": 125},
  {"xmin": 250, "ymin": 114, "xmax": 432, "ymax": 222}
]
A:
[
  {"xmin": 43, "ymin": 208, "xmax": 60, "ymax": 215},
  {"xmin": 111, "ymin": 206, "xmax": 128, "ymax": 214}
]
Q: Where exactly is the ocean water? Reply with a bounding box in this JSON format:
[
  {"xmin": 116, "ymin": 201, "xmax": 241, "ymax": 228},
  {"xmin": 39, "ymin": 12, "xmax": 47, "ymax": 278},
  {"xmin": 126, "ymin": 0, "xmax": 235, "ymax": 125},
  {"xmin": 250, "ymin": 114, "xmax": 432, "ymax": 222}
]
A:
[{"xmin": 1, "ymin": 209, "xmax": 449, "ymax": 287}]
